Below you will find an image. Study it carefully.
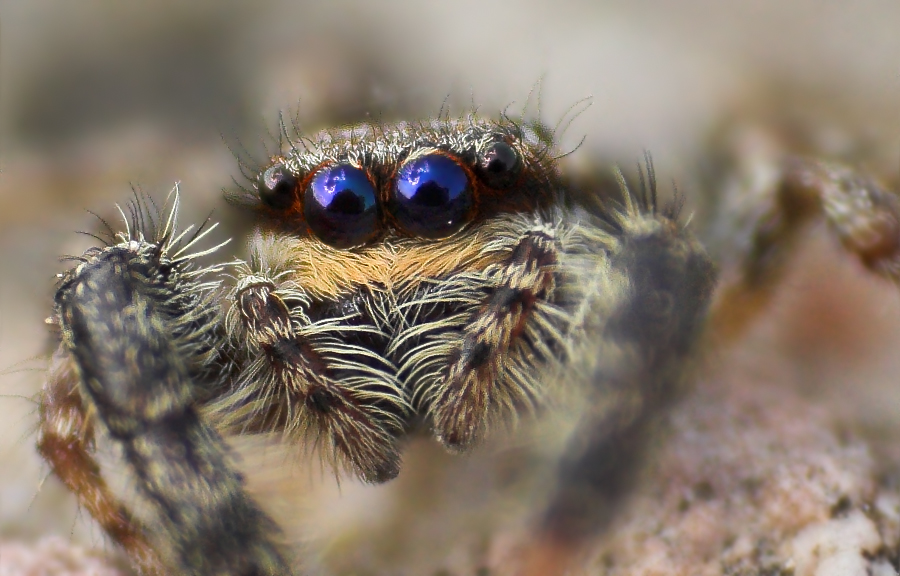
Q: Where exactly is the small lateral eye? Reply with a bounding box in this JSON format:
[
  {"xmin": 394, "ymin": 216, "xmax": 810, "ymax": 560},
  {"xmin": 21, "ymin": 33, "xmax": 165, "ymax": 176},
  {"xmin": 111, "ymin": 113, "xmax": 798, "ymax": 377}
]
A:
[
  {"xmin": 304, "ymin": 163, "xmax": 379, "ymax": 248},
  {"xmin": 477, "ymin": 141, "xmax": 521, "ymax": 188},
  {"xmin": 392, "ymin": 154, "xmax": 474, "ymax": 239},
  {"xmin": 259, "ymin": 165, "xmax": 299, "ymax": 209}
]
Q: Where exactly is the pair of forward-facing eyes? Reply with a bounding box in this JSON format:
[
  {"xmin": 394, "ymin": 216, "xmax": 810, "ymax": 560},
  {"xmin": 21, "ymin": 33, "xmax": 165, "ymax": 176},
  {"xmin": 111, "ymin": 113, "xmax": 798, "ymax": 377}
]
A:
[{"xmin": 256, "ymin": 141, "xmax": 522, "ymax": 248}]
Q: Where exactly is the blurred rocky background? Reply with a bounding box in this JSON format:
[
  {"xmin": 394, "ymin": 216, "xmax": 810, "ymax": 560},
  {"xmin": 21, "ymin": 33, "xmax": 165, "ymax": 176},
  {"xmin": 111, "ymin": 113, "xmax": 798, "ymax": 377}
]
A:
[{"xmin": 1, "ymin": 1, "xmax": 900, "ymax": 574}]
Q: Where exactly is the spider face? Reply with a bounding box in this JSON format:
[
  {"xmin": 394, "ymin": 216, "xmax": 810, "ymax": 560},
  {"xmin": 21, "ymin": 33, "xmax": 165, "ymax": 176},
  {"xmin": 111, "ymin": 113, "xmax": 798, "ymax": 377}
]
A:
[
  {"xmin": 40, "ymin": 113, "xmax": 724, "ymax": 575},
  {"xmin": 217, "ymin": 119, "xmax": 573, "ymax": 481}
]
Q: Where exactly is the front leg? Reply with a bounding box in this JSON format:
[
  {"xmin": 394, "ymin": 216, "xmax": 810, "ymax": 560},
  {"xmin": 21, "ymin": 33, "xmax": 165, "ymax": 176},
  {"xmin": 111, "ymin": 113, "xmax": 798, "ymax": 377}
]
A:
[
  {"xmin": 527, "ymin": 171, "xmax": 716, "ymax": 575},
  {"xmin": 45, "ymin": 197, "xmax": 292, "ymax": 576}
]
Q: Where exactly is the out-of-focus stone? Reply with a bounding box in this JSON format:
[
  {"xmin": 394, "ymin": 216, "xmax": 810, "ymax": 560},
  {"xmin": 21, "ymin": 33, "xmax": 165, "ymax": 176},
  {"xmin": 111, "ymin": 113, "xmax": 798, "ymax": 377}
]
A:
[{"xmin": 571, "ymin": 371, "xmax": 899, "ymax": 576}]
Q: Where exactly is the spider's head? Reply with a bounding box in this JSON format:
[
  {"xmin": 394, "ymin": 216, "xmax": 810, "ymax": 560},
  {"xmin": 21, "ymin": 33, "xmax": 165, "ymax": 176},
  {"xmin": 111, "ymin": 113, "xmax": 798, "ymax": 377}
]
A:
[
  {"xmin": 233, "ymin": 117, "xmax": 563, "ymax": 301},
  {"xmin": 247, "ymin": 118, "xmax": 558, "ymax": 247}
]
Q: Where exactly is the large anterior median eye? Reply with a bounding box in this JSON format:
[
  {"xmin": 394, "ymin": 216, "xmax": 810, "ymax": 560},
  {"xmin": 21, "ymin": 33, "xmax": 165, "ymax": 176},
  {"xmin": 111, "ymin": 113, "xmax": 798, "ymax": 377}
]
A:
[
  {"xmin": 392, "ymin": 154, "xmax": 474, "ymax": 238},
  {"xmin": 304, "ymin": 163, "xmax": 379, "ymax": 248}
]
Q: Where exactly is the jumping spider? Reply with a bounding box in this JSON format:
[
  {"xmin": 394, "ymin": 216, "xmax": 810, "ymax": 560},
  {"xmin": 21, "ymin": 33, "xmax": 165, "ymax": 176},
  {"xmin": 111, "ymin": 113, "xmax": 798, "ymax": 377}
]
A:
[{"xmin": 36, "ymin": 113, "xmax": 900, "ymax": 575}]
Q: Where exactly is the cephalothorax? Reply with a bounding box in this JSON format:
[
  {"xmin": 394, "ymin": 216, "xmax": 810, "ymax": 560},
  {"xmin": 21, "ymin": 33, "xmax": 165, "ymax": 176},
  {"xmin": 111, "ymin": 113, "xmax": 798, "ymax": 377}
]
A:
[{"xmin": 38, "ymin": 113, "xmax": 900, "ymax": 575}]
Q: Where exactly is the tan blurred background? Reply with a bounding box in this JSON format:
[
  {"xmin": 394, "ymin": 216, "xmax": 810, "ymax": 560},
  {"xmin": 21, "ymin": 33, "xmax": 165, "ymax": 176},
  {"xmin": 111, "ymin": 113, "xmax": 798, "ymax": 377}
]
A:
[{"xmin": 2, "ymin": 0, "xmax": 900, "ymax": 570}]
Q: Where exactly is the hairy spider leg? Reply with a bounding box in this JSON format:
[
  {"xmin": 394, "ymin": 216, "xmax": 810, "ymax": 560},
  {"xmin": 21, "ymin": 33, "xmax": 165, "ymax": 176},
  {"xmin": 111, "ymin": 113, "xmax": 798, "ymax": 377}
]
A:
[
  {"xmin": 708, "ymin": 157, "xmax": 900, "ymax": 343},
  {"xmin": 44, "ymin": 239, "xmax": 291, "ymax": 576},
  {"xmin": 523, "ymin": 178, "xmax": 716, "ymax": 576}
]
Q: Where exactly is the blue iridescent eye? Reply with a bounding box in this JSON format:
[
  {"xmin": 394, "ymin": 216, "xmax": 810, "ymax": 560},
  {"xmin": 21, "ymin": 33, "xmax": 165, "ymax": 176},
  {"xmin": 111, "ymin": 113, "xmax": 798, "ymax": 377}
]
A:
[
  {"xmin": 304, "ymin": 164, "xmax": 379, "ymax": 248},
  {"xmin": 392, "ymin": 154, "xmax": 474, "ymax": 238}
]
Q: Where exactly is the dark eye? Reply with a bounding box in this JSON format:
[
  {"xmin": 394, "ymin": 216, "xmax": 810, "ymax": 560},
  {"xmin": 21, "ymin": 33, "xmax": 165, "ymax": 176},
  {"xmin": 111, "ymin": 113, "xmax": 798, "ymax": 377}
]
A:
[
  {"xmin": 258, "ymin": 165, "xmax": 299, "ymax": 209},
  {"xmin": 158, "ymin": 262, "xmax": 173, "ymax": 280},
  {"xmin": 304, "ymin": 163, "xmax": 379, "ymax": 248},
  {"xmin": 477, "ymin": 141, "xmax": 521, "ymax": 188},
  {"xmin": 392, "ymin": 154, "xmax": 474, "ymax": 238}
]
